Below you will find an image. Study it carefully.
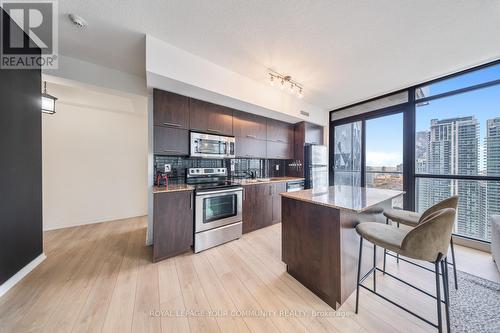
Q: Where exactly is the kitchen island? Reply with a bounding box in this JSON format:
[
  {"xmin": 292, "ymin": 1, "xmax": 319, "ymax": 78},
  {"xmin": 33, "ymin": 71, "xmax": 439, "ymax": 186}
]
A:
[{"xmin": 281, "ymin": 185, "xmax": 404, "ymax": 309}]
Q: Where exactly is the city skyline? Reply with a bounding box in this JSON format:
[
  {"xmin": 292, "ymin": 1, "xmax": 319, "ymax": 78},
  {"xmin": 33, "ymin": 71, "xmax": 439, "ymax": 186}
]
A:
[{"xmin": 415, "ymin": 115, "xmax": 500, "ymax": 241}]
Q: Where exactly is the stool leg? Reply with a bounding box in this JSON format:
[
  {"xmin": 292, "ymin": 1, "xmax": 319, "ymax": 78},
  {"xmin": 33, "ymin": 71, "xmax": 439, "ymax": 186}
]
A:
[
  {"xmin": 434, "ymin": 260, "xmax": 443, "ymax": 333},
  {"xmin": 355, "ymin": 237, "xmax": 363, "ymax": 314},
  {"xmin": 450, "ymin": 237, "xmax": 458, "ymax": 290},
  {"xmin": 383, "ymin": 218, "xmax": 388, "ymax": 275},
  {"xmin": 396, "ymin": 222, "xmax": 400, "ymax": 264},
  {"xmin": 373, "ymin": 244, "xmax": 377, "ymax": 292},
  {"xmin": 442, "ymin": 259, "xmax": 451, "ymax": 333}
]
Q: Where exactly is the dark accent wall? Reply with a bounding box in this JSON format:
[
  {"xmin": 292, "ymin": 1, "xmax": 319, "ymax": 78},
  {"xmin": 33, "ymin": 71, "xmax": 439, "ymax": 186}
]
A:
[{"xmin": 0, "ymin": 11, "xmax": 43, "ymax": 285}]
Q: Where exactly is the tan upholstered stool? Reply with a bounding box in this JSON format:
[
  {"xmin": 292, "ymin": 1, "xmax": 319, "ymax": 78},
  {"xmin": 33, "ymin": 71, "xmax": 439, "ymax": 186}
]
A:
[
  {"xmin": 355, "ymin": 208, "xmax": 456, "ymax": 333},
  {"xmin": 383, "ymin": 196, "xmax": 459, "ymax": 289}
]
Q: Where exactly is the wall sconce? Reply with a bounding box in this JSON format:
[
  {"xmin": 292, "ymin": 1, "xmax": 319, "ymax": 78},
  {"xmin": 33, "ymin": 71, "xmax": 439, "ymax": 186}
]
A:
[{"xmin": 42, "ymin": 81, "xmax": 57, "ymax": 114}]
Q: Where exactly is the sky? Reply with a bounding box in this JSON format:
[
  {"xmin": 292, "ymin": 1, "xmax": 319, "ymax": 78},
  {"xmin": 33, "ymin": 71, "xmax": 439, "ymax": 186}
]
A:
[{"xmin": 365, "ymin": 63, "xmax": 500, "ymax": 168}]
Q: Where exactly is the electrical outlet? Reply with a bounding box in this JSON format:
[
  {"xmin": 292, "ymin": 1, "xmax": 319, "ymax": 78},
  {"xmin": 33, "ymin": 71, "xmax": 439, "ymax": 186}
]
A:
[
  {"xmin": 164, "ymin": 164, "xmax": 171, "ymax": 173},
  {"xmin": 275, "ymin": 164, "xmax": 280, "ymax": 171}
]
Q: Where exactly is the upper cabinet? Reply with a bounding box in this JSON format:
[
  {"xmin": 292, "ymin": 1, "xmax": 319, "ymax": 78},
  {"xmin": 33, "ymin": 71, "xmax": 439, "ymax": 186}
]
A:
[
  {"xmin": 153, "ymin": 89, "xmax": 190, "ymax": 129},
  {"xmin": 233, "ymin": 111, "xmax": 267, "ymax": 140},
  {"xmin": 266, "ymin": 119, "xmax": 294, "ymax": 143},
  {"xmin": 189, "ymin": 99, "xmax": 233, "ymax": 135},
  {"xmin": 304, "ymin": 122, "xmax": 324, "ymax": 145}
]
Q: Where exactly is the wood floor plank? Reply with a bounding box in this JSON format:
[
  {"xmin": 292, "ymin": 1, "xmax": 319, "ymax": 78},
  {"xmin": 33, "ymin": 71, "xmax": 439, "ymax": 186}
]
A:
[
  {"xmin": 71, "ymin": 220, "xmax": 133, "ymax": 333},
  {"xmin": 175, "ymin": 254, "xmax": 221, "ymax": 333},
  {"xmin": 102, "ymin": 218, "xmax": 144, "ymax": 333},
  {"xmin": 157, "ymin": 258, "xmax": 191, "ymax": 333},
  {"xmin": 191, "ymin": 252, "xmax": 250, "ymax": 333},
  {"xmin": 0, "ymin": 217, "xmax": 497, "ymax": 333},
  {"xmin": 131, "ymin": 235, "xmax": 162, "ymax": 333}
]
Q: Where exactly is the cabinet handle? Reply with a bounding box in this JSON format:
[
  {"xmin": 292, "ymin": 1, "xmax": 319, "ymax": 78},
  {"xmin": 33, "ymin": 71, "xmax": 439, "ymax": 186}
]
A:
[
  {"xmin": 277, "ymin": 139, "xmax": 286, "ymax": 143},
  {"xmin": 269, "ymin": 186, "xmax": 272, "ymax": 196},
  {"xmin": 163, "ymin": 149, "xmax": 182, "ymax": 153},
  {"xmin": 245, "ymin": 154, "xmax": 254, "ymax": 158},
  {"xmin": 243, "ymin": 188, "xmax": 245, "ymax": 201},
  {"xmin": 246, "ymin": 135, "xmax": 257, "ymax": 139},
  {"xmin": 163, "ymin": 122, "xmax": 181, "ymax": 127},
  {"xmin": 207, "ymin": 128, "xmax": 221, "ymax": 133},
  {"xmin": 190, "ymin": 193, "xmax": 193, "ymax": 210}
]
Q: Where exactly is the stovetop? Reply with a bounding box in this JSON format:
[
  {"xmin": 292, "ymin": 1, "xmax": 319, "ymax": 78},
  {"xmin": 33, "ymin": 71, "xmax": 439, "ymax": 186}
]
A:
[{"xmin": 192, "ymin": 181, "xmax": 242, "ymax": 192}]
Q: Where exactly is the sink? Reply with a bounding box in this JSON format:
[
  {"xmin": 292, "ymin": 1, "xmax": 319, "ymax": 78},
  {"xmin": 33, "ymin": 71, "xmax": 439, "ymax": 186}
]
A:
[{"xmin": 243, "ymin": 178, "xmax": 271, "ymax": 183}]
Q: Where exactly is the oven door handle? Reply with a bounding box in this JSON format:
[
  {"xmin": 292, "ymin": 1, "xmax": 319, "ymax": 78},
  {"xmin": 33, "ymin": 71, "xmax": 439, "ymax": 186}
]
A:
[{"xmin": 195, "ymin": 188, "xmax": 243, "ymax": 197}]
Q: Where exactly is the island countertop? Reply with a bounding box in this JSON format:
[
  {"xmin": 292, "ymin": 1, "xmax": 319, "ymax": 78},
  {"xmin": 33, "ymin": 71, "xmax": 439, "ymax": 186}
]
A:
[{"xmin": 280, "ymin": 185, "xmax": 404, "ymax": 213}]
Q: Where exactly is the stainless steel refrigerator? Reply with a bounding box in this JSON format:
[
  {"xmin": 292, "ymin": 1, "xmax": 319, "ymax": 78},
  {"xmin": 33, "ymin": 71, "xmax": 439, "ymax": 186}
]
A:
[{"xmin": 304, "ymin": 144, "xmax": 329, "ymax": 191}]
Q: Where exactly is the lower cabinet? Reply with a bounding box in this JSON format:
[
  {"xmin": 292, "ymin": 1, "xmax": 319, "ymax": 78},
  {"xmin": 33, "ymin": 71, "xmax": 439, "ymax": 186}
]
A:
[
  {"xmin": 242, "ymin": 182, "xmax": 287, "ymax": 234},
  {"xmin": 153, "ymin": 191, "xmax": 193, "ymax": 262},
  {"xmin": 272, "ymin": 182, "xmax": 287, "ymax": 223}
]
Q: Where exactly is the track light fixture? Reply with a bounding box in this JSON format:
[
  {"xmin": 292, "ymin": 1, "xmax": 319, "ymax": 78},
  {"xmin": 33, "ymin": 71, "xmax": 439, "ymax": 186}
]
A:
[{"xmin": 268, "ymin": 70, "xmax": 304, "ymax": 98}]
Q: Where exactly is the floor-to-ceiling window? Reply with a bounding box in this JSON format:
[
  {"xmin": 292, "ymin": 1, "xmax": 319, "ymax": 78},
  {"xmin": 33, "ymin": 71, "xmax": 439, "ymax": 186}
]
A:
[
  {"xmin": 330, "ymin": 60, "xmax": 500, "ymax": 244},
  {"xmin": 414, "ymin": 63, "xmax": 500, "ymax": 242},
  {"xmin": 365, "ymin": 113, "xmax": 404, "ymax": 208}
]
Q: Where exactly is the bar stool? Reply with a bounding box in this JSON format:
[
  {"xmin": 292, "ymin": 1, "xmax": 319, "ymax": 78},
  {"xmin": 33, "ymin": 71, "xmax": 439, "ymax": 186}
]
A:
[
  {"xmin": 355, "ymin": 208, "xmax": 456, "ymax": 333},
  {"xmin": 383, "ymin": 196, "xmax": 459, "ymax": 289}
]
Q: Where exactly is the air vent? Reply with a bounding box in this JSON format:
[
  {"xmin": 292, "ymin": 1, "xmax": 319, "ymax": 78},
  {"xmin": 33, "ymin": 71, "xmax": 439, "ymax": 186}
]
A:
[{"xmin": 300, "ymin": 110, "xmax": 310, "ymax": 117}]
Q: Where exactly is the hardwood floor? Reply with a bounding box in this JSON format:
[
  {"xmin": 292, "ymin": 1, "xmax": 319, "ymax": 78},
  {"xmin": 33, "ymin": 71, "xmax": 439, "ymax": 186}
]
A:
[{"xmin": 0, "ymin": 216, "xmax": 498, "ymax": 332}]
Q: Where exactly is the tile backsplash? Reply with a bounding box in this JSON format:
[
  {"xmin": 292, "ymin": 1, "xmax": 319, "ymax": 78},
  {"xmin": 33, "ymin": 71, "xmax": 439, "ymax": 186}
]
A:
[{"xmin": 154, "ymin": 156, "xmax": 290, "ymax": 183}]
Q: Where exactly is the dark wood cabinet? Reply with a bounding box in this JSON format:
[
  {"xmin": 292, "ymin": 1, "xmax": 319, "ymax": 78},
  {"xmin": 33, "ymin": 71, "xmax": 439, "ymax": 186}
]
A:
[
  {"xmin": 153, "ymin": 191, "xmax": 193, "ymax": 261},
  {"xmin": 242, "ymin": 185, "xmax": 255, "ymax": 234},
  {"xmin": 235, "ymin": 137, "xmax": 267, "ymax": 158},
  {"xmin": 242, "ymin": 182, "xmax": 287, "ymax": 234},
  {"xmin": 266, "ymin": 119, "xmax": 294, "ymax": 143},
  {"xmin": 252, "ymin": 184, "xmax": 273, "ymax": 231},
  {"xmin": 189, "ymin": 99, "xmax": 233, "ymax": 135},
  {"xmin": 289, "ymin": 121, "xmax": 324, "ymax": 177},
  {"xmin": 153, "ymin": 89, "xmax": 190, "ymax": 129},
  {"xmin": 304, "ymin": 122, "xmax": 324, "ymax": 145},
  {"xmin": 233, "ymin": 110, "xmax": 267, "ymax": 140},
  {"xmin": 272, "ymin": 182, "xmax": 287, "ymax": 223},
  {"xmin": 266, "ymin": 141, "xmax": 293, "ymax": 159},
  {"xmin": 154, "ymin": 126, "xmax": 189, "ymax": 155}
]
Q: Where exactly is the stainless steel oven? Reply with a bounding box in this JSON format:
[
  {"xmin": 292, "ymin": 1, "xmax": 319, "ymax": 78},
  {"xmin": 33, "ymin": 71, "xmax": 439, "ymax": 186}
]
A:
[
  {"xmin": 194, "ymin": 187, "xmax": 243, "ymax": 252},
  {"xmin": 190, "ymin": 132, "xmax": 235, "ymax": 158}
]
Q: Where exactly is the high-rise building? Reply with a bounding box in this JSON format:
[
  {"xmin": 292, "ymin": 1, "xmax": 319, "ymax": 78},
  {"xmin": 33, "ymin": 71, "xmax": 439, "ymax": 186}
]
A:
[
  {"xmin": 415, "ymin": 131, "xmax": 431, "ymax": 211},
  {"xmin": 426, "ymin": 117, "xmax": 485, "ymax": 239},
  {"xmin": 486, "ymin": 118, "xmax": 500, "ymax": 240}
]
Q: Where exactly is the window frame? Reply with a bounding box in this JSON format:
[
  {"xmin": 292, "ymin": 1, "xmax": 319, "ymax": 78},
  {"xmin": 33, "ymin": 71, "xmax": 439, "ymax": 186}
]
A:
[{"xmin": 329, "ymin": 59, "xmax": 500, "ymax": 244}]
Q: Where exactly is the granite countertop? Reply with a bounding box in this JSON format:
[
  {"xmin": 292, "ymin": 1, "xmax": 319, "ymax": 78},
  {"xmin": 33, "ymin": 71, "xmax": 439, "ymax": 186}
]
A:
[
  {"xmin": 234, "ymin": 177, "xmax": 305, "ymax": 186},
  {"xmin": 281, "ymin": 185, "xmax": 405, "ymax": 213},
  {"xmin": 153, "ymin": 184, "xmax": 195, "ymax": 193}
]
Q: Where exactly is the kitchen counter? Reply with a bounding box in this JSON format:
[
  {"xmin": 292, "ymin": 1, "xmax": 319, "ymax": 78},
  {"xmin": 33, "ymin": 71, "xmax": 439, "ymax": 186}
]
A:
[
  {"xmin": 153, "ymin": 184, "xmax": 194, "ymax": 193},
  {"xmin": 281, "ymin": 185, "xmax": 404, "ymax": 213},
  {"xmin": 153, "ymin": 177, "xmax": 304, "ymax": 193},
  {"xmin": 281, "ymin": 185, "xmax": 404, "ymax": 310},
  {"xmin": 234, "ymin": 177, "xmax": 304, "ymax": 186}
]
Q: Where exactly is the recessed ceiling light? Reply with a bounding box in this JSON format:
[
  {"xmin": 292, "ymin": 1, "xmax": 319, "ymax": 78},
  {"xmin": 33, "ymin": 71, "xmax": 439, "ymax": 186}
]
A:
[{"xmin": 68, "ymin": 14, "xmax": 88, "ymax": 29}]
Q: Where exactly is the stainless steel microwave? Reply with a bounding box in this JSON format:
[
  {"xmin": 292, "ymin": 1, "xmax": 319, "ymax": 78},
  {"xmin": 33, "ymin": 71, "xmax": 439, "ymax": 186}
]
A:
[{"xmin": 190, "ymin": 132, "xmax": 235, "ymax": 158}]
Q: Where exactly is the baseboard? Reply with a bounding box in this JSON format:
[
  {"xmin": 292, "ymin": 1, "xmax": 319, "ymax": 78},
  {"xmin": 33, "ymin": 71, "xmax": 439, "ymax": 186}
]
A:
[
  {"xmin": 43, "ymin": 214, "xmax": 147, "ymax": 231},
  {"xmin": 0, "ymin": 253, "xmax": 46, "ymax": 298}
]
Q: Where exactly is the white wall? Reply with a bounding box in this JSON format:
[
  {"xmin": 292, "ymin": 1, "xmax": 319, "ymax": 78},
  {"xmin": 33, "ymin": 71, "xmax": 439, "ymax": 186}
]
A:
[
  {"xmin": 146, "ymin": 35, "xmax": 328, "ymax": 126},
  {"xmin": 42, "ymin": 82, "xmax": 148, "ymax": 230}
]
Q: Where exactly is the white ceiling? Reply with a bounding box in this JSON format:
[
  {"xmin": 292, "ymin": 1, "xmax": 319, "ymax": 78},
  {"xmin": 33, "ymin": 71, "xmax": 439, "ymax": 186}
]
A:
[{"xmin": 58, "ymin": 0, "xmax": 500, "ymax": 111}]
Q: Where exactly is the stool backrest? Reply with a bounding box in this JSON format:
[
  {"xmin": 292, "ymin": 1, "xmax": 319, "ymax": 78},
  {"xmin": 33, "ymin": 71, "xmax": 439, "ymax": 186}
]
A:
[
  {"xmin": 419, "ymin": 196, "xmax": 458, "ymax": 225},
  {"xmin": 402, "ymin": 208, "xmax": 456, "ymax": 262}
]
